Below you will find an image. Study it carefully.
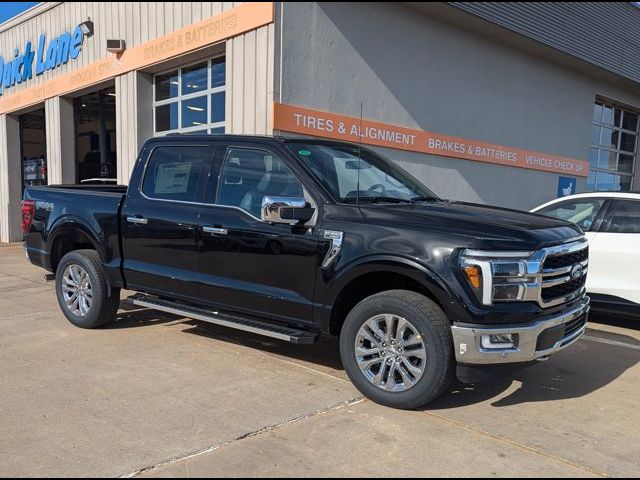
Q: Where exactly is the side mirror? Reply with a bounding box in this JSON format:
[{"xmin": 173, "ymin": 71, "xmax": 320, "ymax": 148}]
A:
[{"xmin": 261, "ymin": 196, "xmax": 315, "ymax": 225}]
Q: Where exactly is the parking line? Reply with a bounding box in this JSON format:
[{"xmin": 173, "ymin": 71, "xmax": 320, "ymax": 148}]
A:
[{"xmin": 582, "ymin": 335, "xmax": 640, "ymax": 351}]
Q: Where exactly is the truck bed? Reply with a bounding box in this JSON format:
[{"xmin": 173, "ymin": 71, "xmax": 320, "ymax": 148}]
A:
[{"xmin": 23, "ymin": 185, "xmax": 127, "ymax": 287}]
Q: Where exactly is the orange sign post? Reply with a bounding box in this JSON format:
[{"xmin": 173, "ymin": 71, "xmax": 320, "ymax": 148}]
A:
[{"xmin": 273, "ymin": 103, "xmax": 589, "ymax": 177}]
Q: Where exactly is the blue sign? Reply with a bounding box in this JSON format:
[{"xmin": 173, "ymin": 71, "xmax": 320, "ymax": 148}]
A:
[
  {"xmin": 0, "ymin": 24, "xmax": 86, "ymax": 96},
  {"xmin": 557, "ymin": 176, "xmax": 577, "ymax": 198}
]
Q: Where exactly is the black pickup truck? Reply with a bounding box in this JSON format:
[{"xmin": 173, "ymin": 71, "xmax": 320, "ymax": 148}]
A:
[{"xmin": 23, "ymin": 135, "xmax": 590, "ymax": 409}]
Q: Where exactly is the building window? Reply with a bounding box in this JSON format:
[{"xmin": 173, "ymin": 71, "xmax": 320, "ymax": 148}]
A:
[
  {"xmin": 74, "ymin": 86, "xmax": 117, "ymax": 183},
  {"xmin": 153, "ymin": 56, "xmax": 226, "ymax": 135},
  {"xmin": 588, "ymin": 101, "xmax": 638, "ymax": 192}
]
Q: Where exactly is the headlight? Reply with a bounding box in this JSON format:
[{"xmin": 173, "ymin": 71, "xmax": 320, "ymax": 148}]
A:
[{"xmin": 460, "ymin": 249, "xmax": 539, "ymax": 306}]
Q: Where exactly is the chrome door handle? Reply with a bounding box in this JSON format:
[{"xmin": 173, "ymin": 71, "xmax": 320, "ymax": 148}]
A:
[
  {"xmin": 203, "ymin": 226, "xmax": 228, "ymax": 235},
  {"xmin": 127, "ymin": 216, "xmax": 148, "ymax": 225}
]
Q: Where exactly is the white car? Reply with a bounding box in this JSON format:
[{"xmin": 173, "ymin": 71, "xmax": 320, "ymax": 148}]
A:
[{"xmin": 532, "ymin": 192, "xmax": 640, "ymax": 318}]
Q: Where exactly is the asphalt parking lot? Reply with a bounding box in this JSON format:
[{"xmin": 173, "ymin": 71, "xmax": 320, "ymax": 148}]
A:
[{"xmin": 1, "ymin": 242, "xmax": 639, "ymax": 478}]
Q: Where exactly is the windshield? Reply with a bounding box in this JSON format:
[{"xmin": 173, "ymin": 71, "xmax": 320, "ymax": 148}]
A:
[{"xmin": 285, "ymin": 142, "xmax": 438, "ymax": 204}]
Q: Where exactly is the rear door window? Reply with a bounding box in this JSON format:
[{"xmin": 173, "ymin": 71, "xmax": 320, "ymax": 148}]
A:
[
  {"xmin": 602, "ymin": 200, "xmax": 640, "ymax": 234},
  {"xmin": 142, "ymin": 146, "xmax": 209, "ymax": 202}
]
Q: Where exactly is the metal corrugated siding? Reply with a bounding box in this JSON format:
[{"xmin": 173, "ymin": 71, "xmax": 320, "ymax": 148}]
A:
[
  {"xmin": 448, "ymin": 2, "xmax": 640, "ymax": 85},
  {"xmin": 226, "ymin": 23, "xmax": 275, "ymax": 136},
  {"xmin": 0, "ymin": 2, "xmax": 238, "ymax": 97}
]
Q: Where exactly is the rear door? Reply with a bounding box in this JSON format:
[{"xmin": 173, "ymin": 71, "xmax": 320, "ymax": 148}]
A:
[
  {"xmin": 589, "ymin": 199, "xmax": 640, "ymax": 304},
  {"xmin": 121, "ymin": 142, "xmax": 213, "ymax": 301},
  {"xmin": 197, "ymin": 143, "xmax": 320, "ymax": 326}
]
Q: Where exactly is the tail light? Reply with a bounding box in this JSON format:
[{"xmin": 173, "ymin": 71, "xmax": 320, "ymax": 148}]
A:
[{"xmin": 21, "ymin": 200, "xmax": 36, "ymax": 235}]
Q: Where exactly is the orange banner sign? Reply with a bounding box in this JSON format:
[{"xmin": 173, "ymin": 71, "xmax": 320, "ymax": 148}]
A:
[
  {"xmin": 0, "ymin": 2, "xmax": 273, "ymax": 115},
  {"xmin": 273, "ymin": 103, "xmax": 589, "ymax": 177}
]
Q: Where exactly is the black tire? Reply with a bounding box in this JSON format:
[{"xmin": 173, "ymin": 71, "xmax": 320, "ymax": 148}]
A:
[
  {"xmin": 55, "ymin": 249, "xmax": 120, "ymax": 329},
  {"xmin": 339, "ymin": 290, "xmax": 454, "ymax": 409}
]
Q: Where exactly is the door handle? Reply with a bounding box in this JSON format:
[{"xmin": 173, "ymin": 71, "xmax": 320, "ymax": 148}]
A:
[
  {"xmin": 203, "ymin": 226, "xmax": 228, "ymax": 235},
  {"xmin": 127, "ymin": 216, "xmax": 148, "ymax": 225}
]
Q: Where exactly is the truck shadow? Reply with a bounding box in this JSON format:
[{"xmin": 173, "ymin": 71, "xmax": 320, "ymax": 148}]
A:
[
  {"xmin": 104, "ymin": 303, "xmax": 183, "ymax": 329},
  {"xmin": 181, "ymin": 322, "xmax": 346, "ymax": 372},
  {"xmin": 107, "ymin": 305, "xmax": 639, "ymax": 409},
  {"xmin": 184, "ymin": 319, "xmax": 639, "ymax": 409},
  {"xmin": 428, "ymin": 328, "xmax": 640, "ymax": 409}
]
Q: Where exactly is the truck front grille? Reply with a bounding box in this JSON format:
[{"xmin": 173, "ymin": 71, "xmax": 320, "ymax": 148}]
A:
[
  {"xmin": 543, "ymin": 247, "xmax": 588, "ymax": 270},
  {"xmin": 541, "ymin": 276, "xmax": 587, "ymax": 302},
  {"xmin": 535, "ymin": 311, "xmax": 588, "ymax": 351},
  {"xmin": 540, "ymin": 245, "xmax": 588, "ymax": 306}
]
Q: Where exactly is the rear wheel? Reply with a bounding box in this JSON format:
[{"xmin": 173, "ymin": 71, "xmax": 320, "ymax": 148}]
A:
[
  {"xmin": 55, "ymin": 250, "xmax": 120, "ymax": 329},
  {"xmin": 339, "ymin": 290, "xmax": 454, "ymax": 409}
]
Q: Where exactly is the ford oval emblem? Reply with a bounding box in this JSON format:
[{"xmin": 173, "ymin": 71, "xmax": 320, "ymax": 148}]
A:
[{"xmin": 570, "ymin": 264, "xmax": 583, "ymax": 279}]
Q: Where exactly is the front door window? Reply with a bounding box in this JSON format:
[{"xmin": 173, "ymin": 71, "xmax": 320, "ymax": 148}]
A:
[
  {"xmin": 217, "ymin": 147, "xmax": 305, "ymax": 219},
  {"xmin": 536, "ymin": 199, "xmax": 605, "ymax": 231}
]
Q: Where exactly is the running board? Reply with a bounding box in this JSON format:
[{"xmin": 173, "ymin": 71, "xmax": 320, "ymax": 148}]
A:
[{"xmin": 127, "ymin": 294, "xmax": 318, "ymax": 345}]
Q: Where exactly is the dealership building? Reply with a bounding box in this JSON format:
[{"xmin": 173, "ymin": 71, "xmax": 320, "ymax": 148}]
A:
[{"xmin": 1, "ymin": 2, "xmax": 639, "ymax": 242}]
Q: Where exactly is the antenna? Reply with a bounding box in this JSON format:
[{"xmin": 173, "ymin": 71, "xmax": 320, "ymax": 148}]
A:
[{"xmin": 356, "ymin": 102, "xmax": 363, "ymax": 206}]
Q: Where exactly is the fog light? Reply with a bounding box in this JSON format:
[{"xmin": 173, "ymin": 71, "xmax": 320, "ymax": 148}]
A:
[{"xmin": 481, "ymin": 333, "xmax": 517, "ymax": 349}]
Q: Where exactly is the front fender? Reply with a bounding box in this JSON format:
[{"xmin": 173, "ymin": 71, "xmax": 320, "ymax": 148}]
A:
[
  {"xmin": 329, "ymin": 254, "xmax": 454, "ymax": 307},
  {"xmin": 313, "ymin": 253, "xmax": 471, "ymax": 335}
]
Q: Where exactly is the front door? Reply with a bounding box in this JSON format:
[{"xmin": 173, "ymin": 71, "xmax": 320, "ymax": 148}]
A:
[
  {"xmin": 197, "ymin": 144, "xmax": 320, "ymax": 326},
  {"xmin": 121, "ymin": 143, "xmax": 212, "ymax": 301}
]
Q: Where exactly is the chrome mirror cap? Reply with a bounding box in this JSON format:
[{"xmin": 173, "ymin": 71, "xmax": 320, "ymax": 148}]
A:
[{"xmin": 261, "ymin": 196, "xmax": 309, "ymax": 224}]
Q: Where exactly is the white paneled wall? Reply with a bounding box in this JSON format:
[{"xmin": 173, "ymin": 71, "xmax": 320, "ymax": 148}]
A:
[
  {"xmin": 226, "ymin": 23, "xmax": 275, "ymax": 135},
  {"xmin": 0, "ymin": 2, "xmax": 240, "ymax": 97},
  {"xmin": 44, "ymin": 96, "xmax": 74, "ymax": 185},
  {"xmin": 0, "ymin": 114, "xmax": 22, "ymax": 242}
]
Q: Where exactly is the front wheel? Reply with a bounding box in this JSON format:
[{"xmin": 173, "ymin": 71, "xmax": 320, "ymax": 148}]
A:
[
  {"xmin": 339, "ymin": 290, "xmax": 454, "ymax": 409},
  {"xmin": 55, "ymin": 249, "xmax": 120, "ymax": 329}
]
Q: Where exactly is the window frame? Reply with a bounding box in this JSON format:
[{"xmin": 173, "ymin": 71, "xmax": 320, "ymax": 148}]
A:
[
  {"xmin": 139, "ymin": 143, "xmax": 213, "ymax": 205},
  {"xmin": 589, "ymin": 100, "xmax": 638, "ymax": 192},
  {"xmin": 153, "ymin": 55, "xmax": 226, "ymax": 136}
]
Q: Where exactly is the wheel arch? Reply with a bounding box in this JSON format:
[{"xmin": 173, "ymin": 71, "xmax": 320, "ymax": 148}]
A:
[
  {"xmin": 48, "ymin": 218, "xmax": 105, "ymax": 274},
  {"xmin": 327, "ymin": 256, "xmax": 454, "ymax": 336}
]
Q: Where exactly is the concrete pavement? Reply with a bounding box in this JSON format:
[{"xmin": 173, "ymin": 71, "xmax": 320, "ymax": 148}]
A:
[{"xmin": 0, "ymin": 242, "xmax": 638, "ymax": 477}]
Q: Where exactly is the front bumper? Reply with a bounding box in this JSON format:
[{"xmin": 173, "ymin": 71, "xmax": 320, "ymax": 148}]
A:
[{"xmin": 451, "ymin": 296, "xmax": 590, "ymax": 365}]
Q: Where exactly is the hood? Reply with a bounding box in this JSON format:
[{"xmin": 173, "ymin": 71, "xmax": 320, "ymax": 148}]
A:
[{"xmin": 358, "ymin": 200, "xmax": 584, "ymax": 250}]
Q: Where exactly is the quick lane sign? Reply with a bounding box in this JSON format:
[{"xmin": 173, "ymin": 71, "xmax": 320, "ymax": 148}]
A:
[
  {"xmin": 273, "ymin": 103, "xmax": 590, "ymax": 177},
  {"xmin": 0, "ymin": 24, "xmax": 87, "ymax": 96}
]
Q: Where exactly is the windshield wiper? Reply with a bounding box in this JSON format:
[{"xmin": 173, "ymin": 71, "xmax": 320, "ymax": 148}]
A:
[
  {"xmin": 410, "ymin": 196, "xmax": 439, "ymax": 202},
  {"xmin": 366, "ymin": 196, "xmax": 414, "ymax": 204},
  {"xmin": 345, "ymin": 196, "xmax": 438, "ymax": 205}
]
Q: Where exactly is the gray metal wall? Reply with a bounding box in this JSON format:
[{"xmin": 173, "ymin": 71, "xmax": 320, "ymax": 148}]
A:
[
  {"xmin": 277, "ymin": 2, "xmax": 640, "ymax": 210},
  {"xmin": 448, "ymin": 2, "xmax": 640, "ymax": 86}
]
